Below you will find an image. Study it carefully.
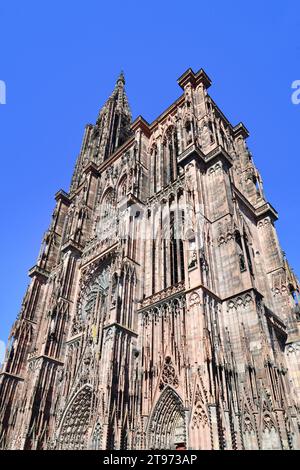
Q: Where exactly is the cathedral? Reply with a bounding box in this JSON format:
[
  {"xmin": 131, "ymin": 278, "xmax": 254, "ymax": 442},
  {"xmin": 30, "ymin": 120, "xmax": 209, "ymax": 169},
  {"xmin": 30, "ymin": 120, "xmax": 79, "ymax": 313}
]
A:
[{"xmin": 1, "ymin": 68, "xmax": 300, "ymax": 450}]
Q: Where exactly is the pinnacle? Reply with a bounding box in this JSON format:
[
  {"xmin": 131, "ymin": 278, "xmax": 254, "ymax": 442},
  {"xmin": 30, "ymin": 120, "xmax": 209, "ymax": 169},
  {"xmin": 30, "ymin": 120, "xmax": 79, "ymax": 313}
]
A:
[{"xmin": 117, "ymin": 70, "xmax": 125, "ymax": 85}]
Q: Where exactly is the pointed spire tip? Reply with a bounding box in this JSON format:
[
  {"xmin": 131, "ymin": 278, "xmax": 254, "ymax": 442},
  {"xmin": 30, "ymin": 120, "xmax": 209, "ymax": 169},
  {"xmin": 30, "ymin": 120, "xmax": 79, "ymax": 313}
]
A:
[{"xmin": 117, "ymin": 70, "xmax": 125, "ymax": 85}]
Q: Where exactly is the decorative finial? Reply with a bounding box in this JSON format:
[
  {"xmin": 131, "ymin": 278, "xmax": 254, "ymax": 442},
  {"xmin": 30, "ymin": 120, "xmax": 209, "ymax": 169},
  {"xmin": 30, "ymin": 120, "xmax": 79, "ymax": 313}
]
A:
[{"xmin": 117, "ymin": 70, "xmax": 125, "ymax": 85}]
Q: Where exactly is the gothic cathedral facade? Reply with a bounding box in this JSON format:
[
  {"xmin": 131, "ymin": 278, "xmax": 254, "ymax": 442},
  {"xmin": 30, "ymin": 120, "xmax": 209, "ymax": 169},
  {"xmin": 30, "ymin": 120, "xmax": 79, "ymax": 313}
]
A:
[{"xmin": 1, "ymin": 69, "xmax": 300, "ymax": 450}]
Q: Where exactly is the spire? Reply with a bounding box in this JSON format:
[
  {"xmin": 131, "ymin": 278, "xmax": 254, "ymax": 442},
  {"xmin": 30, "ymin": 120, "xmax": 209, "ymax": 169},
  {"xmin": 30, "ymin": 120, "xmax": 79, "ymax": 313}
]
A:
[
  {"xmin": 94, "ymin": 71, "xmax": 132, "ymax": 160},
  {"xmin": 98, "ymin": 71, "xmax": 131, "ymax": 122},
  {"xmin": 69, "ymin": 73, "xmax": 132, "ymax": 193}
]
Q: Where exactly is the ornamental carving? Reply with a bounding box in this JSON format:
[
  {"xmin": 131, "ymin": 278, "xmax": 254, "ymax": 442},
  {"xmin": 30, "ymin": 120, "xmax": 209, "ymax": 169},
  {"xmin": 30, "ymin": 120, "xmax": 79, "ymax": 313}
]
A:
[
  {"xmin": 243, "ymin": 415, "xmax": 255, "ymax": 433},
  {"xmin": 188, "ymin": 291, "xmax": 201, "ymax": 307},
  {"xmin": 217, "ymin": 219, "xmax": 237, "ymax": 246},
  {"xmin": 257, "ymin": 217, "xmax": 271, "ymax": 229},
  {"xmin": 140, "ymin": 282, "xmax": 185, "ymax": 308},
  {"xmin": 58, "ymin": 385, "xmax": 93, "ymax": 450},
  {"xmin": 192, "ymin": 402, "xmax": 208, "ymax": 429},
  {"xmin": 192, "ymin": 383, "xmax": 209, "ymax": 430},
  {"xmin": 227, "ymin": 293, "xmax": 253, "ymax": 311},
  {"xmin": 286, "ymin": 343, "xmax": 300, "ymax": 355},
  {"xmin": 262, "ymin": 413, "xmax": 276, "ymax": 432},
  {"xmin": 71, "ymin": 262, "xmax": 111, "ymax": 335},
  {"xmin": 140, "ymin": 293, "xmax": 185, "ymax": 327},
  {"xmin": 208, "ymin": 162, "xmax": 222, "ymax": 176},
  {"xmin": 159, "ymin": 356, "xmax": 179, "ymax": 390}
]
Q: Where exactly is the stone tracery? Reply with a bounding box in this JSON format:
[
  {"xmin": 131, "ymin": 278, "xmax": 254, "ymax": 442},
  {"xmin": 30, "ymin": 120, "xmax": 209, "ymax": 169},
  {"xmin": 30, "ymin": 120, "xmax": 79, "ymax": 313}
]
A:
[{"xmin": 58, "ymin": 385, "xmax": 93, "ymax": 450}]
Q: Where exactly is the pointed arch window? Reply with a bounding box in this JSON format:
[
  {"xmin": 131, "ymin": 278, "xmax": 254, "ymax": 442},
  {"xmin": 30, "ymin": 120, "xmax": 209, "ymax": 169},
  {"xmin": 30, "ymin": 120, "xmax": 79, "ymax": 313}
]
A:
[
  {"xmin": 243, "ymin": 231, "xmax": 254, "ymax": 275},
  {"xmin": 111, "ymin": 113, "xmax": 120, "ymax": 154},
  {"xmin": 151, "ymin": 145, "xmax": 158, "ymax": 192},
  {"xmin": 101, "ymin": 188, "xmax": 115, "ymax": 222},
  {"xmin": 235, "ymin": 230, "xmax": 246, "ymax": 272},
  {"xmin": 170, "ymin": 210, "xmax": 178, "ymax": 285},
  {"xmin": 185, "ymin": 121, "xmax": 192, "ymax": 146},
  {"xmin": 163, "ymin": 128, "xmax": 178, "ymax": 186},
  {"xmin": 118, "ymin": 175, "xmax": 128, "ymax": 200},
  {"xmin": 187, "ymin": 229, "xmax": 197, "ymax": 270},
  {"xmin": 80, "ymin": 268, "xmax": 109, "ymax": 326},
  {"xmin": 208, "ymin": 121, "xmax": 215, "ymax": 144}
]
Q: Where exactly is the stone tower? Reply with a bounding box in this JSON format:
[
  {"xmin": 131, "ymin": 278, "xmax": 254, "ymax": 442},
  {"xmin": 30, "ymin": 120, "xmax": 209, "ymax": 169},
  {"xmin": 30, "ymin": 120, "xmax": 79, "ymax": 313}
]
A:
[{"xmin": 0, "ymin": 68, "xmax": 300, "ymax": 450}]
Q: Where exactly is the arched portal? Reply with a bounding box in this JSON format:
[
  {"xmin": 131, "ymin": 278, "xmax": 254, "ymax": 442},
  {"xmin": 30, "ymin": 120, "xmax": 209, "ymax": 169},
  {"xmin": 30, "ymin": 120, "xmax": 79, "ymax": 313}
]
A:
[
  {"xmin": 147, "ymin": 387, "xmax": 187, "ymax": 450},
  {"xmin": 58, "ymin": 385, "xmax": 93, "ymax": 450}
]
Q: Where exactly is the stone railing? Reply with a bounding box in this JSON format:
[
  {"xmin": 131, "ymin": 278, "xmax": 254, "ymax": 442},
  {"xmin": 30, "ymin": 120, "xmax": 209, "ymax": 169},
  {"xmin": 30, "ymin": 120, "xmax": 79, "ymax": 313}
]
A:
[{"xmin": 139, "ymin": 281, "xmax": 185, "ymax": 309}]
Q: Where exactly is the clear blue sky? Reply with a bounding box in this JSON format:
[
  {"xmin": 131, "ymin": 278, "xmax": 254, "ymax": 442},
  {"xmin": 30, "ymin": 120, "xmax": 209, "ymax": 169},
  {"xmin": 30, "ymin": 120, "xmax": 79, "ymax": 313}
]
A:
[{"xmin": 0, "ymin": 1, "xmax": 299, "ymax": 345}]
